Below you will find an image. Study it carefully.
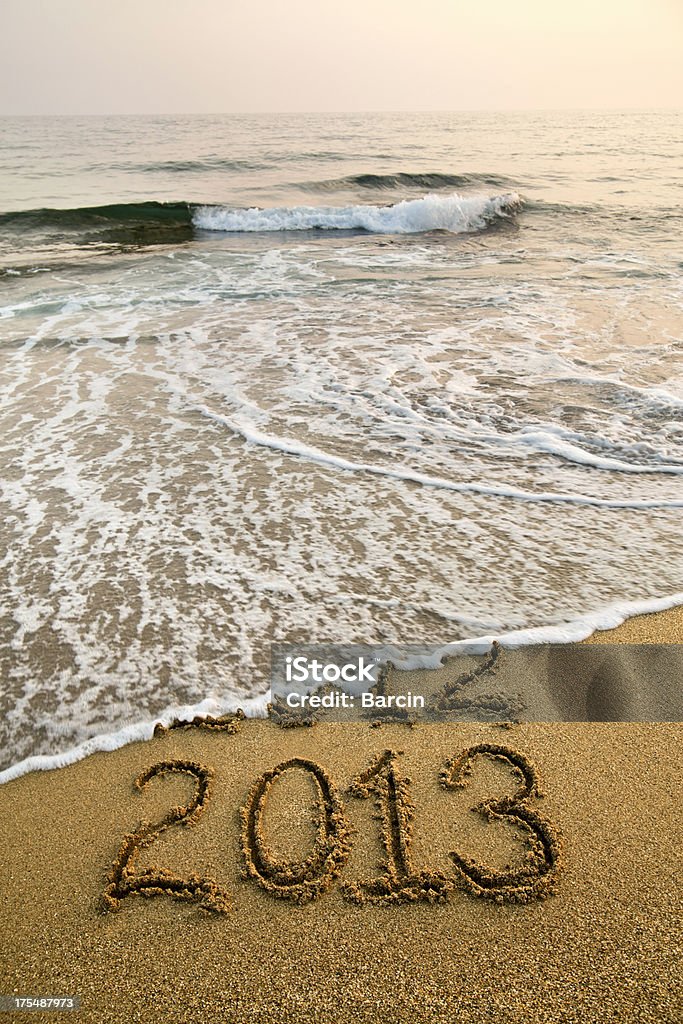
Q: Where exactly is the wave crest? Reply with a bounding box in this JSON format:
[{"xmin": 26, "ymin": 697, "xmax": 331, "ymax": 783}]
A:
[
  {"xmin": 193, "ymin": 192, "xmax": 522, "ymax": 235},
  {"xmin": 302, "ymin": 171, "xmax": 514, "ymax": 192}
]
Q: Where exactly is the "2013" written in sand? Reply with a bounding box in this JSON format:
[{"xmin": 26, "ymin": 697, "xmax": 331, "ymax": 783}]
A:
[{"xmin": 100, "ymin": 725, "xmax": 562, "ymax": 915}]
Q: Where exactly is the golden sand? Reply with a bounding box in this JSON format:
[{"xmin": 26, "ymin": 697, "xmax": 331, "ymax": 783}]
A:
[
  {"xmin": 0, "ymin": 606, "xmax": 681, "ymax": 1023},
  {"xmin": 1, "ymin": 717, "xmax": 681, "ymax": 1023},
  {"xmin": 582, "ymin": 603, "xmax": 683, "ymax": 644}
]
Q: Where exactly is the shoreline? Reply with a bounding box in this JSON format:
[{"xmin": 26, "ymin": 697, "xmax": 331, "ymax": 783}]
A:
[
  {"xmin": 582, "ymin": 601, "xmax": 683, "ymax": 644},
  {"xmin": 1, "ymin": 596, "xmax": 682, "ymax": 786}
]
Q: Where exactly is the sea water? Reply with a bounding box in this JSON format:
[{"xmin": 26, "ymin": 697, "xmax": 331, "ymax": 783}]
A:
[{"xmin": 0, "ymin": 111, "xmax": 681, "ymax": 777}]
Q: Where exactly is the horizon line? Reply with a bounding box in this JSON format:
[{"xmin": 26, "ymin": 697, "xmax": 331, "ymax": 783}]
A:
[{"xmin": 1, "ymin": 106, "xmax": 682, "ymax": 118}]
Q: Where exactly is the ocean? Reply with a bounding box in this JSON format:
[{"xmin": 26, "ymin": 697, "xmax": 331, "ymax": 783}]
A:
[{"xmin": 0, "ymin": 110, "xmax": 681, "ymax": 778}]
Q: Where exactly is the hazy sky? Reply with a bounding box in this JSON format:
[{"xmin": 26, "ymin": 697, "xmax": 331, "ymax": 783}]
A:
[{"xmin": 1, "ymin": 0, "xmax": 681, "ymax": 115}]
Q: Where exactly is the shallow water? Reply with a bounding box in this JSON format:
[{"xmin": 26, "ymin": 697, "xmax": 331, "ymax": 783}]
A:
[{"xmin": 0, "ymin": 111, "xmax": 682, "ymax": 772}]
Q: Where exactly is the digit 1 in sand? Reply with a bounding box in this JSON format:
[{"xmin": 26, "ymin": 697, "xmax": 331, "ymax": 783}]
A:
[{"xmin": 342, "ymin": 750, "xmax": 451, "ymax": 904}]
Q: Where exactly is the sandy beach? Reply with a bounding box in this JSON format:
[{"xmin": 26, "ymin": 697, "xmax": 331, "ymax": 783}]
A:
[
  {"xmin": 2, "ymin": 8, "xmax": 682, "ymax": 1022},
  {"xmin": 0, "ymin": 608, "xmax": 681, "ymax": 1023}
]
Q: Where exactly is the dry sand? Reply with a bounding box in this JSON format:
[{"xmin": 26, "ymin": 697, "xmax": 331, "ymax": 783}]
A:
[
  {"xmin": 582, "ymin": 604, "xmax": 683, "ymax": 644},
  {"xmin": 0, "ymin": 607, "xmax": 681, "ymax": 1024}
]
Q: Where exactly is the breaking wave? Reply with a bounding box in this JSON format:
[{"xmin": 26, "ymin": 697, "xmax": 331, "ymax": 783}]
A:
[
  {"xmin": 193, "ymin": 191, "xmax": 522, "ymax": 234},
  {"xmin": 1, "ymin": 191, "xmax": 521, "ymax": 246}
]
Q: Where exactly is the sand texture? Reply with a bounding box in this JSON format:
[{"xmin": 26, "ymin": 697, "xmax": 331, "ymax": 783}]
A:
[
  {"xmin": 377, "ymin": 643, "xmax": 683, "ymax": 723},
  {"xmin": 583, "ymin": 604, "xmax": 683, "ymax": 644},
  {"xmin": 1, "ymin": 715, "xmax": 681, "ymax": 1024}
]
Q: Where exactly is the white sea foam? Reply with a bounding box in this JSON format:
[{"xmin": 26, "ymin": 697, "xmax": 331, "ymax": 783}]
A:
[
  {"xmin": 0, "ymin": 694, "xmax": 270, "ymax": 784},
  {"xmin": 388, "ymin": 591, "xmax": 683, "ymax": 666},
  {"xmin": 192, "ymin": 403, "xmax": 683, "ymax": 509},
  {"xmin": 193, "ymin": 191, "xmax": 521, "ymax": 234},
  {"xmin": 1, "ymin": 210, "xmax": 682, "ymax": 784},
  {"xmin": 1, "ymin": 591, "xmax": 681, "ymax": 785}
]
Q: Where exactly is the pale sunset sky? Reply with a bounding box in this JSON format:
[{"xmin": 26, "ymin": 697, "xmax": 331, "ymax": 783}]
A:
[{"xmin": 1, "ymin": 0, "xmax": 681, "ymax": 114}]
